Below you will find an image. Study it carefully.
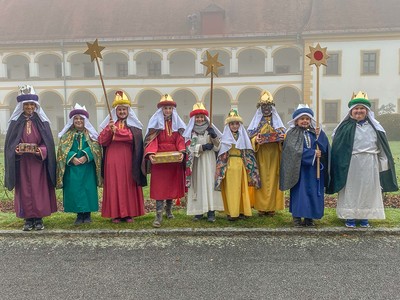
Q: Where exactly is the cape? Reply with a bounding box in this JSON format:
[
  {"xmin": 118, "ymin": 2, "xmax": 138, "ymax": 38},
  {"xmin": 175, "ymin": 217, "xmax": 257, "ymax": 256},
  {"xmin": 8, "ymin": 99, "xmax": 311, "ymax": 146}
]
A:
[
  {"xmin": 280, "ymin": 127, "xmax": 330, "ymax": 191},
  {"xmin": 56, "ymin": 128, "xmax": 103, "ymax": 189},
  {"xmin": 327, "ymin": 117, "xmax": 398, "ymax": 194},
  {"xmin": 4, "ymin": 113, "xmax": 56, "ymax": 191},
  {"xmin": 101, "ymin": 126, "xmax": 147, "ymax": 187}
]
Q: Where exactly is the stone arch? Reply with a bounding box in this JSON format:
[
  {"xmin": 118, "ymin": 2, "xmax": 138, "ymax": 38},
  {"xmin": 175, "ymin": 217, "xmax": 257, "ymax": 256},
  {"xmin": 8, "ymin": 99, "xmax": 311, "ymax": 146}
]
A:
[
  {"xmin": 201, "ymin": 49, "xmax": 231, "ymax": 76},
  {"xmin": 39, "ymin": 90, "xmax": 65, "ymax": 136},
  {"xmin": 171, "ymin": 88, "xmax": 197, "ymax": 123},
  {"xmin": 103, "ymin": 52, "xmax": 129, "ymax": 78},
  {"xmin": 34, "ymin": 51, "xmax": 62, "ymax": 62},
  {"xmin": 37, "ymin": 53, "xmax": 62, "ymax": 78},
  {"xmin": 272, "ymin": 46, "xmax": 302, "ymax": 74},
  {"xmin": 237, "ymin": 47, "xmax": 265, "ymax": 75},
  {"xmin": 202, "ymin": 88, "xmax": 232, "ymax": 131},
  {"xmin": 3, "ymin": 54, "xmax": 30, "ymax": 79},
  {"xmin": 273, "ymin": 85, "xmax": 302, "ymax": 124},
  {"xmin": 69, "ymin": 52, "xmax": 95, "ymax": 77},
  {"xmin": 135, "ymin": 50, "xmax": 162, "ymax": 77},
  {"xmin": 237, "ymin": 87, "xmax": 263, "ymax": 127},
  {"xmin": 169, "ymin": 50, "xmax": 196, "ymax": 77},
  {"xmin": 68, "ymin": 90, "xmax": 98, "ymax": 125},
  {"xmin": 136, "ymin": 89, "xmax": 163, "ymax": 133}
]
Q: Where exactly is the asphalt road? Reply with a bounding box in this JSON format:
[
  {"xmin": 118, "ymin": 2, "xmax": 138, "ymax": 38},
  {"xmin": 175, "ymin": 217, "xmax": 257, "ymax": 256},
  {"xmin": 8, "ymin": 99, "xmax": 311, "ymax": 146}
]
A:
[{"xmin": 1, "ymin": 234, "xmax": 400, "ymax": 300}]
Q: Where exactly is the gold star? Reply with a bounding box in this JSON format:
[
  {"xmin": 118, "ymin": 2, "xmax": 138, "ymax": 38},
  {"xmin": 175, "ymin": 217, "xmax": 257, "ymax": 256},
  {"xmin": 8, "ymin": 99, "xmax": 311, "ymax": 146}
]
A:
[
  {"xmin": 201, "ymin": 51, "xmax": 224, "ymax": 77},
  {"xmin": 306, "ymin": 43, "xmax": 329, "ymax": 67},
  {"xmin": 84, "ymin": 39, "xmax": 105, "ymax": 62}
]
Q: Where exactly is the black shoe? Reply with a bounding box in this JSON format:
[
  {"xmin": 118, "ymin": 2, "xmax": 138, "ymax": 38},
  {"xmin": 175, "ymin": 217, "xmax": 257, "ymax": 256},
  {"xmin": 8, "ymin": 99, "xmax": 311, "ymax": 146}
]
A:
[
  {"xmin": 22, "ymin": 218, "xmax": 34, "ymax": 231},
  {"xmin": 207, "ymin": 211, "xmax": 216, "ymax": 222},
  {"xmin": 83, "ymin": 212, "xmax": 92, "ymax": 224},
  {"xmin": 74, "ymin": 213, "xmax": 84, "ymax": 225},
  {"xmin": 239, "ymin": 213, "xmax": 248, "ymax": 220},
  {"xmin": 304, "ymin": 218, "xmax": 315, "ymax": 227},
  {"xmin": 227, "ymin": 215, "xmax": 238, "ymax": 221},
  {"xmin": 192, "ymin": 215, "xmax": 203, "ymax": 221},
  {"xmin": 293, "ymin": 217, "xmax": 303, "ymax": 228},
  {"xmin": 34, "ymin": 218, "xmax": 44, "ymax": 230}
]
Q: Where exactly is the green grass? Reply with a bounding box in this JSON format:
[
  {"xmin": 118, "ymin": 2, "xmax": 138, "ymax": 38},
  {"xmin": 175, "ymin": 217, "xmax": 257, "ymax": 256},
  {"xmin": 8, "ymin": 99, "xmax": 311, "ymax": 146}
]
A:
[{"xmin": 1, "ymin": 208, "xmax": 400, "ymax": 230}]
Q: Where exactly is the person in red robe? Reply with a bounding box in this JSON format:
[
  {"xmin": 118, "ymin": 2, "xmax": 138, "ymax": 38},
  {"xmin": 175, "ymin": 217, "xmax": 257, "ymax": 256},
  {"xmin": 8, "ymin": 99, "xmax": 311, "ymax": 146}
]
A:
[
  {"xmin": 4, "ymin": 85, "xmax": 57, "ymax": 231},
  {"xmin": 98, "ymin": 91, "xmax": 146, "ymax": 223},
  {"xmin": 143, "ymin": 94, "xmax": 186, "ymax": 228}
]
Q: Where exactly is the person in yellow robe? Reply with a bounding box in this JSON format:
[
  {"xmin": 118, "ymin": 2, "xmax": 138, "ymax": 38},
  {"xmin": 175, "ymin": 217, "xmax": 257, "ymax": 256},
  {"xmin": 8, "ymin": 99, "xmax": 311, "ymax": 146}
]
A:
[
  {"xmin": 215, "ymin": 109, "xmax": 260, "ymax": 221},
  {"xmin": 247, "ymin": 90, "xmax": 286, "ymax": 217}
]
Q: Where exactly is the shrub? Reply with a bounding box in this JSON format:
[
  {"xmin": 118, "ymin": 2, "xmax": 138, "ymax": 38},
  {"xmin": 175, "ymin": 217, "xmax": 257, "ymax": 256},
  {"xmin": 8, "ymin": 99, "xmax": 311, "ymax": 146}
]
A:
[{"xmin": 375, "ymin": 113, "xmax": 400, "ymax": 141}]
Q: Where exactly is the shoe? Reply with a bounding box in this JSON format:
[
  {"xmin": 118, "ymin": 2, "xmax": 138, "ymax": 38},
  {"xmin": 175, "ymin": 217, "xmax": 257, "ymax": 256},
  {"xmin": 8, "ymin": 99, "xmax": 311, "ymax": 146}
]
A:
[
  {"xmin": 258, "ymin": 211, "xmax": 267, "ymax": 217},
  {"xmin": 83, "ymin": 212, "xmax": 92, "ymax": 224},
  {"xmin": 266, "ymin": 211, "xmax": 276, "ymax": 217},
  {"xmin": 124, "ymin": 217, "xmax": 133, "ymax": 223},
  {"xmin": 227, "ymin": 215, "xmax": 238, "ymax": 221},
  {"xmin": 345, "ymin": 219, "xmax": 356, "ymax": 228},
  {"xmin": 293, "ymin": 217, "xmax": 303, "ymax": 228},
  {"xmin": 22, "ymin": 218, "xmax": 34, "ymax": 231},
  {"xmin": 192, "ymin": 215, "xmax": 203, "ymax": 221},
  {"xmin": 152, "ymin": 211, "xmax": 163, "ymax": 228},
  {"xmin": 239, "ymin": 213, "xmax": 248, "ymax": 220},
  {"xmin": 165, "ymin": 200, "xmax": 175, "ymax": 219},
  {"xmin": 304, "ymin": 218, "xmax": 315, "ymax": 227},
  {"xmin": 112, "ymin": 218, "xmax": 121, "ymax": 224},
  {"xmin": 34, "ymin": 218, "xmax": 44, "ymax": 230},
  {"xmin": 360, "ymin": 219, "xmax": 371, "ymax": 228},
  {"xmin": 207, "ymin": 211, "xmax": 216, "ymax": 223},
  {"xmin": 74, "ymin": 213, "xmax": 84, "ymax": 225}
]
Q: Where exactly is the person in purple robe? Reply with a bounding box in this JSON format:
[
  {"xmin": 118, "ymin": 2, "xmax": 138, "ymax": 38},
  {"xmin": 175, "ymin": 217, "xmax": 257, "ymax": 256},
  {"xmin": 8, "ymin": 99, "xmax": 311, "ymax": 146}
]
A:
[{"xmin": 4, "ymin": 85, "xmax": 57, "ymax": 231}]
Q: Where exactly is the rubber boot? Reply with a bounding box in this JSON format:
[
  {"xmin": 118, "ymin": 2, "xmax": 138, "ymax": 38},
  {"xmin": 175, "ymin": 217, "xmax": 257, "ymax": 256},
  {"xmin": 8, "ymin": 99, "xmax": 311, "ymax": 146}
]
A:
[
  {"xmin": 153, "ymin": 201, "xmax": 164, "ymax": 228},
  {"xmin": 165, "ymin": 199, "xmax": 175, "ymax": 219}
]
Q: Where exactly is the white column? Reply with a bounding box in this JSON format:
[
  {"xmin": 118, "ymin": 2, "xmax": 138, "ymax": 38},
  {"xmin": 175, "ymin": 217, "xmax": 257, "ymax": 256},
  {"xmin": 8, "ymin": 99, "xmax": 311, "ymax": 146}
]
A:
[
  {"xmin": 64, "ymin": 59, "xmax": 71, "ymax": 77},
  {"xmin": 230, "ymin": 48, "xmax": 238, "ymax": 74},
  {"xmin": 95, "ymin": 60, "xmax": 103, "ymax": 77},
  {"xmin": 0, "ymin": 61, "xmax": 7, "ymax": 78},
  {"xmin": 266, "ymin": 47, "xmax": 273, "ymax": 73},
  {"xmin": 195, "ymin": 48, "xmax": 203, "ymax": 75},
  {"xmin": 161, "ymin": 49, "xmax": 170, "ymax": 75},
  {"xmin": 299, "ymin": 54, "xmax": 303, "ymax": 72},
  {"xmin": 96, "ymin": 105, "xmax": 107, "ymax": 129},
  {"xmin": 128, "ymin": 50, "xmax": 136, "ymax": 76}
]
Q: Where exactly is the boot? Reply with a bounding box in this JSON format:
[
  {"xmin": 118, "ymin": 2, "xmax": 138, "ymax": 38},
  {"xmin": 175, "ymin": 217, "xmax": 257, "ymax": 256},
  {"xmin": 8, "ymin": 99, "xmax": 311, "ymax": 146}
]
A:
[
  {"xmin": 165, "ymin": 199, "xmax": 175, "ymax": 219},
  {"xmin": 83, "ymin": 212, "xmax": 92, "ymax": 224},
  {"xmin": 74, "ymin": 213, "xmax": 84, "ymax": 225},
  {"xmin": 207, "ymin": 211, "xmax": 216, "ymax": 222},
  {"xmin": 153, "ymin": 201, "xmax": 164, "ymax": 228}
]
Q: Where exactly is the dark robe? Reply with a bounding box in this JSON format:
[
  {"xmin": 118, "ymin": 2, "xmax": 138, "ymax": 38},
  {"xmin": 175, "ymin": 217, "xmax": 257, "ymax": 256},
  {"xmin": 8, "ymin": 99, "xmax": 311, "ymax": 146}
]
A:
[
  {"xmin": 327, "ymin": 117, "xmax": 398, "ymax": 194},
  {"xmin": 4, "ymin": 112, "xmax": 57, "ymax": 218}
]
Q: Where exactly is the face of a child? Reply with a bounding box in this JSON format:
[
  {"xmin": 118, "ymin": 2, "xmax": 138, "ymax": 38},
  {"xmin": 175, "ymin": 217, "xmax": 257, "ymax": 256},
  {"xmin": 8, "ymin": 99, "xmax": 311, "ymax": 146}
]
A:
[
  {"xmin": 116, "ymin": 106, "xmax": 129, "ymax": 120},
  {"xmin": 261, "ymin": 103, "xmax": 273, "ymax": 116},
  {"xmin": 73, "ymin": 115, "xmax": 85, "ymax": 131},
  {"xmin": 295, "ymin": 115, "xmax": 311, "ymax": 128},
  {"xmin": 195, "ymin": 114, "xmax": 206, "ymax": 125},
  {"xmin": 23, "ymin": 102, "xmax": 36, "ymax": 116},
  {"xmin": 229, "ymin": 121, "xmax": 240, "ymax": 133},
  {"xmin": 350, "ymin": 105, "xmax": 368, "ymax": 121},
  {"xmin": 162, "ymin": 106, "xmax": 173, "ymax": 117}
]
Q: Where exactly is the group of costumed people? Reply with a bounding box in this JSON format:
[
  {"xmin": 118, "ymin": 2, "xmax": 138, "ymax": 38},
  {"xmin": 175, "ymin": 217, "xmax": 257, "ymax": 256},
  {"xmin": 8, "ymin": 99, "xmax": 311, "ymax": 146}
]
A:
[{"xmin": 4, "ymin": 86, "xmax": 398, "ymax": 231}]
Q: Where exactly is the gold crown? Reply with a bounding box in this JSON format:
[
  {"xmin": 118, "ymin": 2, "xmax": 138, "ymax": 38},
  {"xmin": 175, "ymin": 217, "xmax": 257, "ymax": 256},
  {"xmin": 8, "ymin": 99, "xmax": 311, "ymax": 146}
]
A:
[
  {"xmin": 351, "ymin": 91, "xmax": 368, "ymax": 100},
  {"xmin": 112, "ymin": 91, "xmax": 131, "ymax": 108},
  {"xmin": 192, "ymin": 102, "xmax": 206, "ymax": 111},
  {"xmin": 257, "ymin": 90, "xmax": 274, "ymax": 107},
  {"xmin": 157, "ymin": 93, "xmax": 176, "ymax": 108},
  {"xmin": 225, "ymin": 109, "xmax": 243, "ymax": 124}
]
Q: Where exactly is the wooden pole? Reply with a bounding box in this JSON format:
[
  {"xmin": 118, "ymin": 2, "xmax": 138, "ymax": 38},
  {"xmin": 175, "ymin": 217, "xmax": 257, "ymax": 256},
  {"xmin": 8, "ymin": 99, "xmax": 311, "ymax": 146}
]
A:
[
  {"xmin": 316, "ymin": 66, "xmax": 320, "ymax": 179},
  {"xmin": 94, "ymin": 56, "xmax": 112, "ymax": 118},
  {"xmin": 209, "ymin": 65, "xmax": 214, "ymax": 124}
]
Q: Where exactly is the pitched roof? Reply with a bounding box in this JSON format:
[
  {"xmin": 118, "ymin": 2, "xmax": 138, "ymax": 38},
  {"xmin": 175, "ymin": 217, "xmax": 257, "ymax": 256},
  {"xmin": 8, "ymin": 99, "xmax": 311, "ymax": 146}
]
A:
[{"xmin": 0, "ymin": 0, "xmax": 398, "ymax": 44}]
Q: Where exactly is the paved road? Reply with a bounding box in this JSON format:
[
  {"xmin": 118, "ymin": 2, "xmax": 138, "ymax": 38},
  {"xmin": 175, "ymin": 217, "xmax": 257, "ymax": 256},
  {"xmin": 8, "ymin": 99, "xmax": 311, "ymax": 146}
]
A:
[{"xmin": 1, "ymin": 234, "xmax": 400, "ymax": 300}]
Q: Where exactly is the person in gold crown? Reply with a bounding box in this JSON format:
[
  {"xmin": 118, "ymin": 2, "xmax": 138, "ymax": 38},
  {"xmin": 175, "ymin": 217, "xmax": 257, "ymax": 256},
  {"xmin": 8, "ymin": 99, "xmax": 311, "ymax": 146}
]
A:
[
  {"xmin": 247, "ymin": 90, "xmax": 286, "ymax": 217},
  {"xmin": 182, "ymin": 102, "xmax": 224, "ymax": 222},
  {"xmin": 143, "ymin": 94, "xmax": 186, "ymax": 228},
  {"xmin": 215, "ymin": 109, "xmax": 260, "ymax": 221},
  {"xmin": 98, "ymin": 91, "xmax": 147, "ymax": 223},
  {"xmin": 327, "ymin": 91, "xmax": 398, "ymax": 228}
]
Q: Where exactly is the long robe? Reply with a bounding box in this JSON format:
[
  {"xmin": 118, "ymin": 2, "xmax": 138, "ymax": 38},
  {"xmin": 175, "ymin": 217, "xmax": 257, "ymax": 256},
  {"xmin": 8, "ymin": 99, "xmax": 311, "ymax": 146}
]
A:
[
  {"xmin": 57, "ymin": 129, "xmax": 101, "ymax": 213},
  {"xmin": 250, "ymin": 122, "xmax": 285, "ymax": 212},
  {"xmin": 98, "ymin": 121, "xmax": 145, "ymax": 219},
  {"xmin": 328, "ymin": 118, "xmax": 398, "ymax": 220},
  {"xmin": 186, "ymin": 131, "xmax": 224, "ymax": 215},
  {"xmin": 280, "ymin": 128, "xmax": 330, "ymax": 219},
  {"xmin": 144, "ymin": 119, "xmax": 186, "ymax": 200},
  {"xmin": 4, "ymin": 113, "xmax": 57, "ymax": 218},
  {"xmin": 219, "ymin": 147, "xmax": 252, "ymax": 218}
]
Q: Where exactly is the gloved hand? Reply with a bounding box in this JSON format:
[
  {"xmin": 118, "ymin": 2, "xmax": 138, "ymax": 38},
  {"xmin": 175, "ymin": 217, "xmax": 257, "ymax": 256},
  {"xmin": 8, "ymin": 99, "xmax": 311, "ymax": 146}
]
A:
[
  {"xmin": 202, "ymin": 143, "xmax": 214, "ymax": 151},
  {"xmin": 207, "ymin": 127, "xmax": 217, "ymax": 138}
]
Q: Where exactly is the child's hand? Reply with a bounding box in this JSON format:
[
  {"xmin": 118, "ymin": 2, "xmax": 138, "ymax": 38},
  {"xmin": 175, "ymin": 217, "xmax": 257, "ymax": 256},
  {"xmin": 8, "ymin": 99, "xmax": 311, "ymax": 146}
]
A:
[{"xmin": 315, "ymin": 149, "xmax": 321, "ymax": 158}]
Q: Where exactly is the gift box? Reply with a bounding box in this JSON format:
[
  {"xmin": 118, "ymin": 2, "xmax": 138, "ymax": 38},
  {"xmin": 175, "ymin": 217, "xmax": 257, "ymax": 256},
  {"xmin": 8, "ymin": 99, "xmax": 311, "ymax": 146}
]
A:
[
  {"xmin": 152, "ymin": 151, "xmax": 182, "ymax": 164},
  {"xmin": 18, "ymin": 143, "xmax": 38, "ymax": 153}
]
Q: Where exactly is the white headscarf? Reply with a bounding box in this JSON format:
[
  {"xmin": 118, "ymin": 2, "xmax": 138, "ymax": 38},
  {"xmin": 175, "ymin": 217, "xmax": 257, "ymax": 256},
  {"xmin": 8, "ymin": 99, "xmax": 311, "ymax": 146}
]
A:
[
  {"xmin": 99, "ymin": 106, "xmax": 143, "ymax": 131},
  {"xmin": 218, "ymin": 123, "xmax": 253, "ymax": 156},
  {"xmin": 145, "ymin": 107, "xmax": 186, "ymax": 136},
  {"xmin": 182, "ymin": 115, "xmax": 222, "ymax": 143},
  {"xmin": 58, "ymin": 114, "xmax": 99, "ymax": 141},
  {"xmin": 247, "ymin": 106, "xmax": 285, "ymax": 132},
  {"xmin": 332, "ymin": 103, "xmax": 385, "ymax": 138},
  {"xmin": 9, "ymin": 100, "xmax": 51, "ymax": 124}
]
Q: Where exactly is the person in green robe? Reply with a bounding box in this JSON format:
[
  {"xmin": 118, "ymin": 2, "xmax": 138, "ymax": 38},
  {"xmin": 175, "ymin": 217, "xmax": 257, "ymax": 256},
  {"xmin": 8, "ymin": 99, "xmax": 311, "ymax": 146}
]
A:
[{"xmin": 56, "ymin": 104, "xmax": 102, "ymax": 225}]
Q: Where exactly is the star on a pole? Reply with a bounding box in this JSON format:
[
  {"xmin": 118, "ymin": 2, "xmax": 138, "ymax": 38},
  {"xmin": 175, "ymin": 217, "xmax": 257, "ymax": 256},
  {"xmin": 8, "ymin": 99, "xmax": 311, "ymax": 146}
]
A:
[
  {"xmin": 84, "ymin": 39, "xmax": 105, "ymax": 62},
  {"xmin": 306, "ymin": 43, "xmax": 329, "ymax": 67},
  {"xmin": 201, "ymin": 51, "xmax": 224, "ymax": 77}
]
